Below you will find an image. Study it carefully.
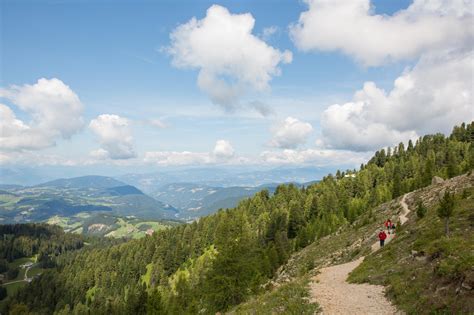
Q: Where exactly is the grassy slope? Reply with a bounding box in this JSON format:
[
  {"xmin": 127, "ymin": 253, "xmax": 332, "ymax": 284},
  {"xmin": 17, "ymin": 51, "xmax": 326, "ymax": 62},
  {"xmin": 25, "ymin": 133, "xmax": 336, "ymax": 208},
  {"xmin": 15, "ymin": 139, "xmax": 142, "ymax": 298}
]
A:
[
  {"xmin": 231, "ymin": 173, "xmax": 474, "ymax": 314},
  {"xmin": 228, "ymin": 276, "xmax": 318, "ymax": 315},
  {"xmin": 227, "ymin": 187, "xmax": 405, "ymax": 314},
  {"xmin": 47, "ymin": 213, "xmax": 174, "ymax": 239},
  {"xmin": 274, "ymin": 197, "xmax": 405, "ymax": 283},
  {"xmin": 348, "ymin": 187, "xmax": 474, "ymax": 314},
  {"xmin": 104, "ymin": 218, "xmax": 170, "ymax": 239}
]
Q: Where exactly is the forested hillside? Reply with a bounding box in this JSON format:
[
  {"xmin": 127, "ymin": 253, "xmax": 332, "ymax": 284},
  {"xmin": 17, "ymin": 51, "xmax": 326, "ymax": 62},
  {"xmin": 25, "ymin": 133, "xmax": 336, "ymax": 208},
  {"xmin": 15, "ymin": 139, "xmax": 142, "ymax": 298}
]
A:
[
  {"xmin": 0, "ymin": 224, "xmax": 86, "ymax": 302},
  {"xmin": 2, "ymin": 122, "xmax": 473, "ymax": 314},
  {"xmin": 0, "ymin": 224, "xmax": 84, "ymax": 264}
]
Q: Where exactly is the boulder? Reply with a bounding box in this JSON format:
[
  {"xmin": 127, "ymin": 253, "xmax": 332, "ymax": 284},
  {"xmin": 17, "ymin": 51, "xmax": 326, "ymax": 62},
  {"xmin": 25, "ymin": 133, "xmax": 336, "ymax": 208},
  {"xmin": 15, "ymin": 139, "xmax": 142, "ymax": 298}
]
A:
[{"xmin": 432, "ymin": 176, "xmax": 445, "ymax": 185}]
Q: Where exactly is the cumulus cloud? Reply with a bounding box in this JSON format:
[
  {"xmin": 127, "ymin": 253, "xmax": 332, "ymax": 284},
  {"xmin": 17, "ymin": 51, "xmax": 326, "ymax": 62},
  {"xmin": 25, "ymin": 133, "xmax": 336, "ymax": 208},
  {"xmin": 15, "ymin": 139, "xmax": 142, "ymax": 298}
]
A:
[
  {"xmin": 165, "ymin": 5, "xmax": 292, "ymax": 109},
  {"xmin": 270, "ymin": 117, "xmax": 313, "ymax": 149},
  {"xmin": 0, "ymin": 78, "xmax": 84, "ymax": 151},
  {"xmin": 89, "ymin": 114, "xmax": 136, "ymax": 160},
  {"xmin": 145, "ymin": 139, "xmax": 240, "ymax": 166},
  {"xmin": 318, "ymin": 51, "xmax": 473, "ymax": 151},
  {"xmin": 261, "ymin": 149, "xmax": 370, "ymax": 166},
  {"xmin": 213, "ymin": 139, "xmax": 235, "ymax": 160},
  {"xmin": 290, "ymin": 0, "xmax": 473, "ymax": 66}
]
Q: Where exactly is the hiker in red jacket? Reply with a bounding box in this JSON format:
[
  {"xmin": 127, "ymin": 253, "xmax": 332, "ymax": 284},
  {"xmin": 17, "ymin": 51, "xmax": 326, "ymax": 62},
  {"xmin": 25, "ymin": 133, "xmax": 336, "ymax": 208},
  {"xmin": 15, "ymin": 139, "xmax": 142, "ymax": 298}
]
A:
[{"xmin": 378, "ymin": 229, "xmax": 387, "ymax": 247}]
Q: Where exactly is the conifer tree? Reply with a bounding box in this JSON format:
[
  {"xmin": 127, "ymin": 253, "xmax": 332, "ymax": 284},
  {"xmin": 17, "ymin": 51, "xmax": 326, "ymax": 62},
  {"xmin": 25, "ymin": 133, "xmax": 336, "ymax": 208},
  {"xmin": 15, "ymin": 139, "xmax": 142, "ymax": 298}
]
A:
[{"xmin": 437, "ymin": 191, "xmax": 455, "ymax": 237}]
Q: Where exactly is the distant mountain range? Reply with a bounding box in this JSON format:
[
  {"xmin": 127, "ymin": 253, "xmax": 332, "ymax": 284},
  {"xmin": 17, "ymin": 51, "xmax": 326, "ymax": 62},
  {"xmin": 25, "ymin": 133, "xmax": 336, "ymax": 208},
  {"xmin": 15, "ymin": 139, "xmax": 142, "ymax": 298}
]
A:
[
  {"xmin": 114, "ymin": 168, "xmax": 326, "ymax": 219},
  {"xmin": 0, "ymin": 176, "xmax": 177, "ymax": 224},
  {"xmin": 117, "ymin": 166, "xmax": 329, "ymax": 191},
  {"xmin": 37, "ymin": 175, "xmax": 126, "ymax": 189},
  {"xmin": 0, "ymin": 168, "xmax": 325, "ymax": 224},
  {"xmin": 0, "ymin": 165, "xmax": 335, "ymax": 187},
  {"xmin": 151, "ymin": 183, "xmax": 276, "ymax": 219}
]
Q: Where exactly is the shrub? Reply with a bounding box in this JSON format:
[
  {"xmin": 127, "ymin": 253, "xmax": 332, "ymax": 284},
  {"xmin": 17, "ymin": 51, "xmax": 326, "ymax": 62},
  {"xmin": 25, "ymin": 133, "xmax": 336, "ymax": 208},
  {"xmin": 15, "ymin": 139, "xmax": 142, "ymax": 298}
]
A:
[{"xmin": 416, "ymin": 200, "xmax": 427, "ymax": 219}]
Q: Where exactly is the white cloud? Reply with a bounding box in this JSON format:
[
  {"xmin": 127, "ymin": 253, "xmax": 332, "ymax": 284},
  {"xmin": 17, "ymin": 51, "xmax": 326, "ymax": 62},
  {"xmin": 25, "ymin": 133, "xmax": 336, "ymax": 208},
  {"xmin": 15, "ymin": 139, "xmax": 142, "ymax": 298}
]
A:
[
  {"xmin": 165, "ymin": 4, "xmax": 292, "ymax": 109},
  {"xmin": 261, "ymin": 148, "xmax": 370, "ymax": 166},
  {"xmin": 148, "ymin": 118, "xmax": 168, "ymax": 129},
  {"xmin": 145, "ymin": 139, "xmax": 241, "ymax": 166},
  {"xmin": 144, "ymin": 151, "xmax": 211, "ymax": 166},
  {"xmin": 0, "ymin": 78, "xmax": 84, "ymax": 151},
  {"xmin": 270, "ymin": 117, "xmax": 313, "ymax": 149},
  {"xmin": 89, "ymin": 114, "xmax": 136, "ymax": 160},
  {"xmin": 0, "ymin": 104, "xmax": 52, "ymax": 150},
  {"xmin": 318, "ymin": 51, "xmax": 473, "ymax": 151},
  {"xmin": 213, "ymin": 139, "xmax": 235, "ymax": 160},
  {"xmin": 261, "ymin": 26, "xmax": 279, "ymax": 40},
  {"xmin": 290, "ymin": 0, "xmax": 473, "ymax": 66}
]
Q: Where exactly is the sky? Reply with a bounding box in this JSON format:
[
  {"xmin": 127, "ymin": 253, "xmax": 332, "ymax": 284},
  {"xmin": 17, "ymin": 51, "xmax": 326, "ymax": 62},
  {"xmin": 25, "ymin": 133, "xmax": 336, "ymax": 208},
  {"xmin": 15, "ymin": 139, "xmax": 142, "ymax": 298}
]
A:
[{"xmin": 1, "ymin": 0, "xmax": 473, "ymax": 174}]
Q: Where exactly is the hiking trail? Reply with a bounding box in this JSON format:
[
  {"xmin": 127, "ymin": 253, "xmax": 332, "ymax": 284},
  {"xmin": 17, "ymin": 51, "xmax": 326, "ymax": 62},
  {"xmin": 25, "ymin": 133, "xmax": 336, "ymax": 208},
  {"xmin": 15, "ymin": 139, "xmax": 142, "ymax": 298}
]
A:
[{"xmin": 309, "ymin": 193, "xmax": 411, "ymax": 314}]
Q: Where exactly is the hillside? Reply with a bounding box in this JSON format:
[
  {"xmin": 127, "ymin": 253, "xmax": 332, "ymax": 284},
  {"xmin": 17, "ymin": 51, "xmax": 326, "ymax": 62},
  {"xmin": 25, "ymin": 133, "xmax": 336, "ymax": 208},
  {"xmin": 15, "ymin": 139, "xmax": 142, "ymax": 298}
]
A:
[
  {"xmin": 152, "ymin": 183, "xmax": 279, "ymax": 219},
  {"xmin": 348, "ymin": 174, "xmax": 474, "ymax": 313},
  {"xmin": 0, "ymin": 176, "xmax": 178, "ymax": 223},
  {"xmin": 37, "ymin": 175, "xmax": 126, "ymax": 189},
  {"xmin": 0, "ymin": 224, "xmax": 85, "ymax": 302},
  {"xmin": 47, "ymin": 213, "xmax": 178, "ymax": 239},
  {"xmin": 232, "ymin": 173, "xmax": 473, "ymax": 314},
  {"xmin": 1, "ymin": 122, "xmax": 473, "ymax": 314}
]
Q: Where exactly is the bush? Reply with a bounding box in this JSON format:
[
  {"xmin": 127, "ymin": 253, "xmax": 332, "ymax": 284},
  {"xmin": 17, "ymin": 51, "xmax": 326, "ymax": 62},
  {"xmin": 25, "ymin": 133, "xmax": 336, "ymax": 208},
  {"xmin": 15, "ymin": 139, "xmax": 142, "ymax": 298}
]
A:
[{"xmin": 416, "ymin": 200, "xmax": 427, "ymax": 219}]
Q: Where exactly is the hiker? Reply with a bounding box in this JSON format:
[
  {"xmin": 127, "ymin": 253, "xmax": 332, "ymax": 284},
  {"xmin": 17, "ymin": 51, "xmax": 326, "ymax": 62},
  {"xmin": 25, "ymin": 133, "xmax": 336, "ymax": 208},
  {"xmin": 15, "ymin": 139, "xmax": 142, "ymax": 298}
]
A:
[
  {"xmin": 391, "ymin": 222, "xmax": 396, "ymax": 233},
  {"xmin": 378, "ymin": 229, "xmax": 387, "ymax": 247},
  {"xmin": 384, "ymin": 219, "xmax": 392, "ymax": 234}
]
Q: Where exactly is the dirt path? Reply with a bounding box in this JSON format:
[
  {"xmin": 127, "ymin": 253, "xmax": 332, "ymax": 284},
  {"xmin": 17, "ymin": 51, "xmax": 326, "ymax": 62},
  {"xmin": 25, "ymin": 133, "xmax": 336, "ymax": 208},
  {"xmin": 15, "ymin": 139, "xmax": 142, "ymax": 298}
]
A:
[
  {"xmin": 399, "ymin": 193, "xmax": 411, "ymax": 225},
  {"xmin": 310, "ymin": 193, "xmax": 411, "ymax": 314}
]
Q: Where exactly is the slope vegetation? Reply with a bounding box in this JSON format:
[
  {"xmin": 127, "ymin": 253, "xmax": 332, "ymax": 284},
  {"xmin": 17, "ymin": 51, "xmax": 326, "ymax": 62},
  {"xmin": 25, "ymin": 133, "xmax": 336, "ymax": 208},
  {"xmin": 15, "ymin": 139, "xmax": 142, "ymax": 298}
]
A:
[{"xmin": 349, "ymin": 174, "xmax": 474, "ymax": 314}]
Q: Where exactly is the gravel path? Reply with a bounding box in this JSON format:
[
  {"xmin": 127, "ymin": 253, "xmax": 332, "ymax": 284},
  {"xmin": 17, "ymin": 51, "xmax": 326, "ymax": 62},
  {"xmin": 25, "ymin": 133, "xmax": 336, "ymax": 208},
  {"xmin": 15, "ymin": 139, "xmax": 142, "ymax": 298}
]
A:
[{"xmin": 310, "ymin": 194, "xmax": 411, "ymax": 314}]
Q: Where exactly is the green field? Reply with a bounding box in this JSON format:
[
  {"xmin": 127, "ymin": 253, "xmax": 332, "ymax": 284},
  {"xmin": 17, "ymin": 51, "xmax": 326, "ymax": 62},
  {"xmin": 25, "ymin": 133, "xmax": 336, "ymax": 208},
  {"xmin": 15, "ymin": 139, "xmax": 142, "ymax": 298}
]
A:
[
  {"xmin": 26, "ymin": 266, "xmax": 44, "ymax": 278},
  {"xmin": 1, "ymin": 256, "xmax": 42, "ymax": 298},
  {"xmin": 105, "ymin": 218, "xmax": 170, "ymax": 239},
  {"xmin": 45, "ymin": 212, "xmax": 176, "ymax": 239},
  {"xmin": 5, "ymin": 257, "xmax": 35, "ymax": 282}
]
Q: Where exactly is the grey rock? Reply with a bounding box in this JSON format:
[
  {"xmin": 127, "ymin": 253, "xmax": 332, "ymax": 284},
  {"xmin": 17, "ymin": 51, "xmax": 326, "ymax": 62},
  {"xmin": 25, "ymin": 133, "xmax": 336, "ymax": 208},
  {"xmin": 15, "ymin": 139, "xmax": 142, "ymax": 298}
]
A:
[{"xmin": 432, "ymin": 176, "xmax": 445, "ymax": 185}]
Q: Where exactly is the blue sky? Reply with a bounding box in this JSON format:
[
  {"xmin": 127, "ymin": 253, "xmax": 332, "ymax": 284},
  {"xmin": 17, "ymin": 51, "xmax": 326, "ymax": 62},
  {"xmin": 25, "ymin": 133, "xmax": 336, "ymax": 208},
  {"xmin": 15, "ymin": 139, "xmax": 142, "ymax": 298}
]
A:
[{"xmin": 1, "ymin": 0, "xmax": 472, "ymax": 172}]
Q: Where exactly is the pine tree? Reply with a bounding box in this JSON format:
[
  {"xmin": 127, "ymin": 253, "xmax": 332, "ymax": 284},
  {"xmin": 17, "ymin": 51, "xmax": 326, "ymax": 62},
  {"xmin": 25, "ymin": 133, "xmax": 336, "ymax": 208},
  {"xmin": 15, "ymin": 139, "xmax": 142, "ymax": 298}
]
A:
[
  {"xmin": 392, "ymin": 164, "xmax": 402, "ymax": 198},
  {"xmin": 437, "ymin": 191, "xmax": 455, "ymax": 237},
  {"xmin": 446, "ymin": 147, "xmax": 458, "ymax": 178},
  {"xmin": 423, "ymin": 153, "xmax": 435, "ymax": 186},
  {"xmin": 288, "ymin": 201, "xmax": 304, "ymax": 239}
]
